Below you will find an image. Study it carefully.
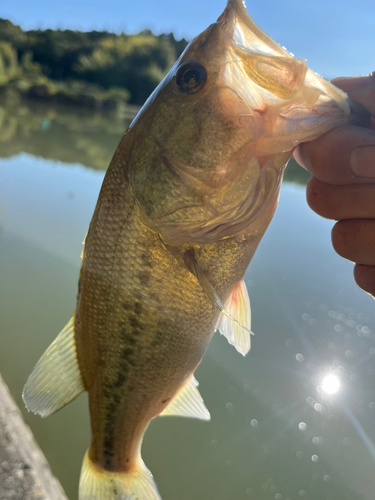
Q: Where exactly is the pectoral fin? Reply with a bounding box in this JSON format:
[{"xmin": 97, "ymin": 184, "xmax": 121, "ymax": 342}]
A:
[
  {"xmin": 159, "ymin": 376, "xmax": 210, "ymax": 421},
  {"xmin": 184, "ymin": 250, "xmax": 251, "ymax": 339},
  {"xmin": 215, "ymin": 279, "xmax": 253, "ymax": 356},
  {"xmin": 23, "ymin": 317, "xmax": 85, "ymax": 417}
]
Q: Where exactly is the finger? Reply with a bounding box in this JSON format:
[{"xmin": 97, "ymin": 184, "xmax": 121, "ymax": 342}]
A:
[
  {"xmin": 294, "ymin": 125, "xmax": 375, "ymax": 184},
  {"xmin": 332, "ymin": 72, "xmax": 375, "ymax": 117},
  {"xmin": 354, "ymin": 264, "xmax": 375, "ymax": 298},
  {"xmin": 332, "ymin": 73, "xmax": 373, "ymax": 94},
  {"xmin": 332, "ymin": 219, "xmax": 375, "ymax": 265},
  {"xmin": 306, "ymin": 177, "xmax": 375, "ymax": 220}
]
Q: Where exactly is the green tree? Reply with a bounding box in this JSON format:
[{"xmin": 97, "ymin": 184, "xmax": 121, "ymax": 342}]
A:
[
  {"xmin": 0, "ymin": 42, "xmax": 19, "ymax": 85},
  {"xmin": 74, "ymin": 34, "xmax": 176, "ymax": 104},
  {"xmin": 0, "ymin": 19, "xmax": 188, "ymax": 107}
]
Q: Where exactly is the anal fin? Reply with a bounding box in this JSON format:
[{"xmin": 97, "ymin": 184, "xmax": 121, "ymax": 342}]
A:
[
  {"xmin": 159, "ymin": 376, "xmax": 210, "ymax": 421},
  {"xmin": 215, "ymin": 279, "xmax": 253, "ymax": 356},
  {"xmin": 23, "ymin": 317, "xmax": 85, "ymax": 417}
]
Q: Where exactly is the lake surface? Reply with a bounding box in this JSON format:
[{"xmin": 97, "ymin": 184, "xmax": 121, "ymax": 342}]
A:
[{"xmin": 0, "ymin": 101, "xmax": 374, "ymax": 500}]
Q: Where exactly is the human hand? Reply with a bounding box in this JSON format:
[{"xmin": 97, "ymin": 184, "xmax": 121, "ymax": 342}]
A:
[{"xmin": 293, "ymin": 72, "xmax": 375, "ymax": 297}]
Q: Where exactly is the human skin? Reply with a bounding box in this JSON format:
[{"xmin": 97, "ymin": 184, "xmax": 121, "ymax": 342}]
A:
[{"xmin": 294, "ymin": 72, "xmax": 375, "ymax": 297}]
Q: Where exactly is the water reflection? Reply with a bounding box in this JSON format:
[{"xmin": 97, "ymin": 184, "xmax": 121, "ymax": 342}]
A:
[
  {"xmin": 0, "ymin": 98, "xmax": 135, "ymax": 170},
  {"xmin": 320, "ymin": 373, "xmax": 340, "ymax": 395}
]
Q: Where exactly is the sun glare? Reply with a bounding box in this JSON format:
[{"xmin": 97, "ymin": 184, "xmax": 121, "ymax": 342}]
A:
[{"xmin": 321, "ymin": 374, "xmax": 340, "ymax": 395}]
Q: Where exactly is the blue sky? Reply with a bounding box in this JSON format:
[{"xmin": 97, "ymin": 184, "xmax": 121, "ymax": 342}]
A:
[{"xmin": 1, "ymin": 0, "xmax": 374, "ymax": 79}]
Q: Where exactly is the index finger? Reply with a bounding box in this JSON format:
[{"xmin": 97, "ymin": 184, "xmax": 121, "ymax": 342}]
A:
[
  {"xmin": 333, "ymin": 73, "xmax": 375, "ymax": 117},
  {"xmin": 293, "ymin": 73, "xmax": 375, "ymax": 185},
  {"xmin": 293, "ymin": 125, "xmax": 375, "ymax": 185}
]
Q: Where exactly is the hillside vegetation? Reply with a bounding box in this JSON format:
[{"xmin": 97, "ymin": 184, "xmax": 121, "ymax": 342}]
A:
[{"xmin": 0, "ymin": 19, "xmax": 188, "ymax": 110}]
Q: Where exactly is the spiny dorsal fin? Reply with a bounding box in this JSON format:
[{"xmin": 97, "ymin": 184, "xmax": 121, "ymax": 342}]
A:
[
  {"xmin": 159, "ymin": 376, "xmax": 210, "ymax": 421},
  {"xmin": 23, "ymin": 317, "xmax": 85, "ymax": 417},
  {"xmin": 215, "ymin": 279, "xmax": 254, "ymax": 356}
]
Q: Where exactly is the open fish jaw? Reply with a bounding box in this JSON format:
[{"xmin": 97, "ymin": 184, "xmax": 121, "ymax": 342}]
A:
[{"xmin": 219, "ymin": 0, "xmax": 350, "ymax": 150}]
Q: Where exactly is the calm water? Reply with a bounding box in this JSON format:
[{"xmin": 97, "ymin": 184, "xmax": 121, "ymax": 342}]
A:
[{"xmin": 0, "ymin": 101, "xmax": 374, "ymax": 500}]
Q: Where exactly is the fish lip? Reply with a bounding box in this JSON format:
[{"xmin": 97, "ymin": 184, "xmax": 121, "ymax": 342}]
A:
[
  {"xmin": 216, "ymin": 0, "xmax": 351, "ymax": 127},
  {"xmin": 217, "ymin": 0, "xmax": 289, "ymax": 57}
]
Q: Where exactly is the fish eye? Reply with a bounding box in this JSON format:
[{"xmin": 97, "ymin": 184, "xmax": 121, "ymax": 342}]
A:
[{"xmin": 176, "ymin": 61, "xmax": 207, "ymax": 94}]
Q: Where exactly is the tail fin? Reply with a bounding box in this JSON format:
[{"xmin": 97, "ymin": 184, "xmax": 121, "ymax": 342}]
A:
[
  {"xmin": 79, "ymin": 450, "xmax": 161, "ymax": 500},
  {"xmin": 23, "ymin": 317, "xmax": 85, "ymax": 417}
]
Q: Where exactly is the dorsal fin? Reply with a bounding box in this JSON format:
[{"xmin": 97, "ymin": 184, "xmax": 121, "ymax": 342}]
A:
[
  {"xmin": 215, "ymin": 279, "xmax": 253, "ymax": 356},
  {"xmin": 159, "ymin": 376, "xmax": 210, "ymax": 420}
]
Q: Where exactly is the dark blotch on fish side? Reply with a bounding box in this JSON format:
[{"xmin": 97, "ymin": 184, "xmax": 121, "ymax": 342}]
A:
[
  {"xmin": 113, "ymin": 371, "xmax": 127, "ymax": 389},
  {"xmin": 129, "ymin": 314, "xmax": 141, "ymax": 331},
  {"xmin": 141, "ymin": 252, "xmax": 153, "ymax": 268},
  {"xmin": 121, "ymin": 347, "xmax": 136, "ymax": 366},
  {"xmin": 101, "ymin": 336, "xmax": 140, "ymax": 462},
  {"xmin": 127, "ymin": 335, "xmax": 137, "ymax": 346},
  {"xmin": 133, "ymin": 301, "xmax": 142, "ymax": 315},
  {"xmin": 103, "ymin": 402, "xmax": 117, "ymax": 467},
  {"xmin": 138, "ymin": 270, "xmax": 151, "ymax": 286},
  {"xmin": 121, "ymin": 301, "xmax": 133, "ymax": 311}
]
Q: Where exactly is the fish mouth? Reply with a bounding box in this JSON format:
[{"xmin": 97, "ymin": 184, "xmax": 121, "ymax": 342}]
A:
[
  {"xmin": 217, "ymin": 0, "xmax": 347, "ymax": 106},
  {"xmin": 218, "ymin": 0, "xmax": 308, "ymax": 102},
  {"xmin": 215, "ymin": 0, "xmax": 352, "ymax": 149},
  {"xmin": 217, "ymin": 0, "xmax": 290, "ymax": 59}
]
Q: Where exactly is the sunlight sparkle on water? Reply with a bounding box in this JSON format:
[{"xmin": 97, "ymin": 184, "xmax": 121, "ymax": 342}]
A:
[{"xmin": 321, "ymin": 374, "xmax": 340, "ymax": 394}]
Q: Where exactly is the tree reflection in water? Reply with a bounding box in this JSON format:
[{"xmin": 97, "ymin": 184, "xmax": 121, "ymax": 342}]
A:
[{"xmin": 0, "ymin": 98, "xmax": 136, "ymax": 170}]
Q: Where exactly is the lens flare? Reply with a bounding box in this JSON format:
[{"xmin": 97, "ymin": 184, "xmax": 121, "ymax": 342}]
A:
[{"xmin": 321, "ymin": 374, "xmax": 340, "ymax": 394}]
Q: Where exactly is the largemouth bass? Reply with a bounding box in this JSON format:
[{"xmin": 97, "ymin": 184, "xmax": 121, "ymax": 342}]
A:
[{"xmin": 23, "ymin": 1, "xmax": 362, "ymax": 499}]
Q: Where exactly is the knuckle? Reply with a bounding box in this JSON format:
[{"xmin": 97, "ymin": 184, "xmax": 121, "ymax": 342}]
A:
[
  {"xmin": 331, "ymin": 221, "xmax": 347, "ymax": 257},
  {"xmin": 306, "ymin": 178, "xmax": 337, "ymax": 219},
  {"xmin": 332, "ymin": 220, "xmax": 375, "ymax": 265},
  {"xmin": 305, "ymin": 178, "xmax": 320, "ymax": 211},
  {"xmin": 354, "ymin": 264, "xmax": 375, "ymax": 297},
  {"xmin": 331, "ymin": 220, "xmax": 355, "ymax": 260}
]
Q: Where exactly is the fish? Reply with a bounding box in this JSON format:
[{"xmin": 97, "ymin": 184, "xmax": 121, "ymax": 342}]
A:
[{"xmin": 22, "ymin": 1, "xmax": 363, "ymax": 499}]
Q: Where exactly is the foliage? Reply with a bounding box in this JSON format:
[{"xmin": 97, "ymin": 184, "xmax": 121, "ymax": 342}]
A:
[
  {"xmin": 74, "ymin": 34, "xmax": 176, "ymax": 104},
  {"xmin": 0, "ymin": 98, "xmax": 135, "ymax": 169},
  {"xmin": 284, "ymin": 156, "xmax": 311, "ymax": 184},
  {"xmin": 0, "ymin": 42, "xmax": 19, "ymax": 84},
  {"xmin": 0, "ymin": 19, "xmax": 188, "ymax": 108}
]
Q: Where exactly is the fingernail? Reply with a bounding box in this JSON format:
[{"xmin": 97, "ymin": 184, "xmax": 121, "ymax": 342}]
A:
[{"xmin": 350, "ymin": 146, "xmax": 375, "ymax": 177}]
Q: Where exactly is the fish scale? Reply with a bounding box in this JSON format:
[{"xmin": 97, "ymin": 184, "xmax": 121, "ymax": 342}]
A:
[{"xmin": 22, "ymin": 1, "xmax": 362, "ymax": 499}]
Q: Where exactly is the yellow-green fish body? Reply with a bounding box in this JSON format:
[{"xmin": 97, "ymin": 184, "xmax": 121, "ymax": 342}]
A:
[{"xmin": 23, "ymin": 1, "xmax": 358, "ymax": 499}]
